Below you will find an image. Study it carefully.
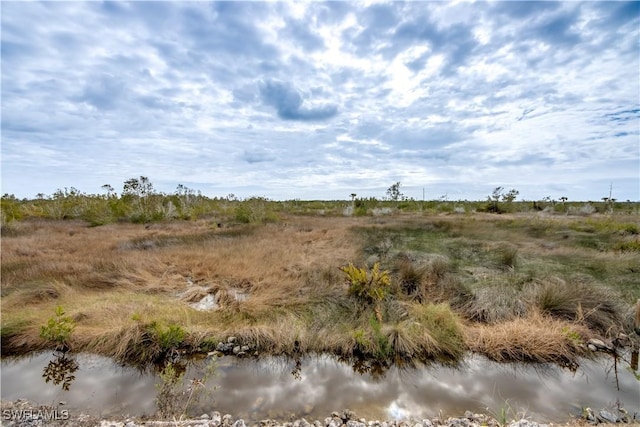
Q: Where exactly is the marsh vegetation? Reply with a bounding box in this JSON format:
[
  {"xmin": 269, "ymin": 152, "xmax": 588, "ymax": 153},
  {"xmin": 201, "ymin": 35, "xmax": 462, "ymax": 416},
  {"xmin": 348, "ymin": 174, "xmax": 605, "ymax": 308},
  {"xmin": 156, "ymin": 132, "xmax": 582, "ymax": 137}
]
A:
[{"xmin": 2, "ymin": 187, "xmax": 639, "ymax": 374}]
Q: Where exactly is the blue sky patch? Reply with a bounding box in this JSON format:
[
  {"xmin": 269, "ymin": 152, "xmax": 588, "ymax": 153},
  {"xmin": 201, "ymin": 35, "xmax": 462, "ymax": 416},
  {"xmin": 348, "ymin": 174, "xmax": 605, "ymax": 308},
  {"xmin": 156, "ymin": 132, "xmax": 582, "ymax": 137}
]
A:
[{"xmin": 1, "ymin": 1, "xmax": 638, "ymax": 201}]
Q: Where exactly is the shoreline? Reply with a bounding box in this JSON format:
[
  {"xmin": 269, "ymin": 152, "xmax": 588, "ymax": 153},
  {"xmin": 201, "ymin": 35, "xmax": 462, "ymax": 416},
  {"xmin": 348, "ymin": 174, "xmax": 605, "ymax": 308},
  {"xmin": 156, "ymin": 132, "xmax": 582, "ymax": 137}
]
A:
[{"xmin": 1, "ymin": 399, "xmax": 637, "ymax": 427}]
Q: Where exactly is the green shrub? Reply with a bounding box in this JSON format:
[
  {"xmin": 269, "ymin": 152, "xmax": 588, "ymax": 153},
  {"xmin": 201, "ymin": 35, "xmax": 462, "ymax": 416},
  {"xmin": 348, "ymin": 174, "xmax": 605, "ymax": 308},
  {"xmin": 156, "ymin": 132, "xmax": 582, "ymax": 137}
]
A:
[
  {"xmin": 341, "ymin": 262, "xmax": 391, "ymax": 322},
  {"xmin": 369, "ymin": 315, "xmax": 392, "ymax": 359},
  {"xmin": 234, "ymin": 198, "xmax": 278, "ymax": 224},
  {"xmin": 0, "ymin": 194, "xmax": 23, "ymax": 225},
  {"xmin": 40, "ymin": 306, "xmax": 76, "ymax": 350},
  {"xmin": 152, "ymin": 323, "xmax": 187, "ymax": 352}
]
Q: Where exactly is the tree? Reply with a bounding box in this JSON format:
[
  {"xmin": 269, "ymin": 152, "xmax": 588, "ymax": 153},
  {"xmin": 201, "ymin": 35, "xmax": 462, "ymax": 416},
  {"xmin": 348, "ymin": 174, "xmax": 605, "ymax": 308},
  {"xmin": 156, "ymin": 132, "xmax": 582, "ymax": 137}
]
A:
[
  {"xmin": 501, "ymin": 189, "xmax": 519, "ymax": 203},
  {"xmin": 486, "ymin": 187, "xmax": 519, "ymax": 213},
  {"xmin": 101, "ymin": 184, "xmax": 116, "ymax": 198},
  {"xmin": 122, "ymin": 176, "xmax": 154, "ymax": 198},
  {"xmin": 487, "ymin": 187, "xmax": 503, "ymax": 213},
  {"xmin": 121, "ymin": 177, "xmax": 158, "ymax": 222},
  {"xmin": 385, "ymin": 182, "xmax": 406, "ymax": 202}
]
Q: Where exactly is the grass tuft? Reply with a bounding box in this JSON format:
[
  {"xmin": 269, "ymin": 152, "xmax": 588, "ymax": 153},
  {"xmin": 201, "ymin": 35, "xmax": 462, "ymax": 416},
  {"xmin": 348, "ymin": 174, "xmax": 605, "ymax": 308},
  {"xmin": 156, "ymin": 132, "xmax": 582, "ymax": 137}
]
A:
[
  {"xmin": 461, "ymin": 278, "xmax": 528, "ymax": 323},
  {"xmin": 467, "ymin": 311, "xmax": 591, "ymax": 365},
  {"xmin": 495, "ymin": 243, "xmax": 519, "ymax": 270},
  {"xmin": 408, "ymin": 303, "xmax": 465, "ymax": 360},
  {"xmin": 530, "ymin": 278, "xmax": 625, "ymax": 336}
]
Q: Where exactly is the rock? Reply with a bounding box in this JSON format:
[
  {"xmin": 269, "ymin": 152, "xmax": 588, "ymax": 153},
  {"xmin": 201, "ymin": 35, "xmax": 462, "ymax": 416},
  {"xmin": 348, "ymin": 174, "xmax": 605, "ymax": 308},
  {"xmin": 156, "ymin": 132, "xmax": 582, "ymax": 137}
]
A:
[
  {"xmin": 508, "ymin": 420, "xmax": 544, "ymax": 427},
  {"xmin": 588, "ymin": 338, "xmax": 614, "ymax": 352},
  {"xmin": 241, "ymin": 345, "xmax": 250, "ymax": 352},
  {"xmin": 421, "ymin": 420, "xmax": 433, "ymax": 427},
  {"xmin": 583, "ymin": 407, "xmax": 596, "ymax": 423},
  {"xmin": 314, "ymin": 421, "xmax": 323, "ymax": 427},
  {"xmin": 233, "ymin": 346, "xmax": 241, "ymax": 354},
  {"xmin": 200, "ymin": 414, "xmax": 210, "ymax": 419},
  {"xmin": 300, "ymin": 418, "xmax": 311, "ymax": 427},
  {"xmin": 587, "ymin": 343, "xmax": 598, "ymax": 352},
  {"xmin": 446, "ymin": 418, "xmax": 470, "ymax": 427},
  {"xmin": 222, "ymin": 414, "xmax": 234, "ymax": 427},
  {"xmin": 216, "ymin": 342, "xmax": 227, "ymax": 352},
  {"xmin": 233, "ymin": 419, "xmax": 247, "ymax": 427},
  {"xmin": 596, "ymin": 410, "xmax": 618, "ymax": 423},
  {"xmin": 211, "ymin": 411, "xmax": 222, "ymax": 426},
  {"xmin": 227, "ymin": 336, "xmax": 237, "ymax": 344},
  {"xmin": 341, "ymin": 410, "xmax": 356, "ymax": 422}
]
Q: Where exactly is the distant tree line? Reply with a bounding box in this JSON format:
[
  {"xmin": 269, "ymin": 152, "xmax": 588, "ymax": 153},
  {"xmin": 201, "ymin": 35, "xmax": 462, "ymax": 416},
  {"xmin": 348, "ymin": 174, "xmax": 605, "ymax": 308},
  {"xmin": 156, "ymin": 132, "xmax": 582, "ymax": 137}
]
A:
[{"xmin": 1, "ymin": 178, "xmax": 637, "ymax": 228}]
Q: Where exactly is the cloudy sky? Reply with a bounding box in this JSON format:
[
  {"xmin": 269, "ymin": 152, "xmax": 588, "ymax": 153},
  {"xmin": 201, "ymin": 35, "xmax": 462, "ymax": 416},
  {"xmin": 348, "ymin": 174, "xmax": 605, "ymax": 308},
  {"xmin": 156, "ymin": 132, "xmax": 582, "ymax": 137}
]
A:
[{"xmin": 2, "ymin": 1, "xmax": 639, "ymax": 201}]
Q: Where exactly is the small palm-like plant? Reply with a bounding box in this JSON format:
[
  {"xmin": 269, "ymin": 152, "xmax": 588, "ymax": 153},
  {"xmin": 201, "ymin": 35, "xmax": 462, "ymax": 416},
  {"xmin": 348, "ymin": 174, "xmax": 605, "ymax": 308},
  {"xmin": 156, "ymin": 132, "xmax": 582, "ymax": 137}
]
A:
[{"xmin": 340, "ymin": 262, "xmax": 391, "ymax": 322}]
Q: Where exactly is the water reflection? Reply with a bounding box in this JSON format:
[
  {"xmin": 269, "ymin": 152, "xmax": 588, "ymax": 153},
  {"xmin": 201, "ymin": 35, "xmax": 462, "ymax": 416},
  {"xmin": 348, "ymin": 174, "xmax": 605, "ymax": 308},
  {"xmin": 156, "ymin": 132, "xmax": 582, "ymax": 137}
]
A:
[
  {"xmin": 42, "ymin": 351, "xmax": 79, "ymax": 391},
  {"xmin": 1, "ymin": 352, "xmax": 638, "ymax": 423}
]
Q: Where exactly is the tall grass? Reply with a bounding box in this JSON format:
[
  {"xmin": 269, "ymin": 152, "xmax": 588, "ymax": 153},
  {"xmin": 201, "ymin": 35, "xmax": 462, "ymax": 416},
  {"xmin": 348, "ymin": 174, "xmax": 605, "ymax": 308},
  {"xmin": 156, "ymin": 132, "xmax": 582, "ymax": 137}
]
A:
[
  {"xmin": 466, "ymin": 311, "xmax": 591, "ymax": 365},
  {"xmin": 529, "ymin": 277, "xmax": 625, "ymax": 337},
  {"xmin": 2, "ymin": 212, "xmax": 637, "ymax": 368}
]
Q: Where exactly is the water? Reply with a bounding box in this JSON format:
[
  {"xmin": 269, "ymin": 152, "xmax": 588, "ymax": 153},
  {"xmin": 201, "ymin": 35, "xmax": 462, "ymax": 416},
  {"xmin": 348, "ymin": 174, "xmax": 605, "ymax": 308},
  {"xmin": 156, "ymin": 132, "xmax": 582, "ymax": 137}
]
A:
[{"xmin": 1, "ymin": 352, "xmax": 638, "ymax": 422}]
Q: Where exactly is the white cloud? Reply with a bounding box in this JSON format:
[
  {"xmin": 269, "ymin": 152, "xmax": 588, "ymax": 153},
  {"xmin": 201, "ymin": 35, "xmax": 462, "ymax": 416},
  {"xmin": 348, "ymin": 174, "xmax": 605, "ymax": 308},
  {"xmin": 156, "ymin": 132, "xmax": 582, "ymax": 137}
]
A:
[{"xmin": 1, "ymin": 1, "xmax": 638, "ymax": 201}]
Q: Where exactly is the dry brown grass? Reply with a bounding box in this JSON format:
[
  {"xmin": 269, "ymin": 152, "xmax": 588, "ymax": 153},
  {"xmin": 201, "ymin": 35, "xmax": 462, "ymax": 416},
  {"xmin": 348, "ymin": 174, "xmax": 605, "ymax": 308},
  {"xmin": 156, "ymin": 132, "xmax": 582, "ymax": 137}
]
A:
[
  {"xmin": 1, "ymin": 216, "xmax": 362, "ymax": 361},
  {"xmin": 2, "ymin": 213, "xmax": 636, "ymax": 368},
  {"xmin": 465, "ymin": 311, "xmax": 592, "ymax": 365}
]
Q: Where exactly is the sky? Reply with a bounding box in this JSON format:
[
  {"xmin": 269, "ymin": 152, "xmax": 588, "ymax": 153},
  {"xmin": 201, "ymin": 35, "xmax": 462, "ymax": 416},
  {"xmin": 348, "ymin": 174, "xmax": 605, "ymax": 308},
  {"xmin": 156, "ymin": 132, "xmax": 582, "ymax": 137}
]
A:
[{"xmin": 1, "ymin": 1, "xmax": 639, "ymax": 202}]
